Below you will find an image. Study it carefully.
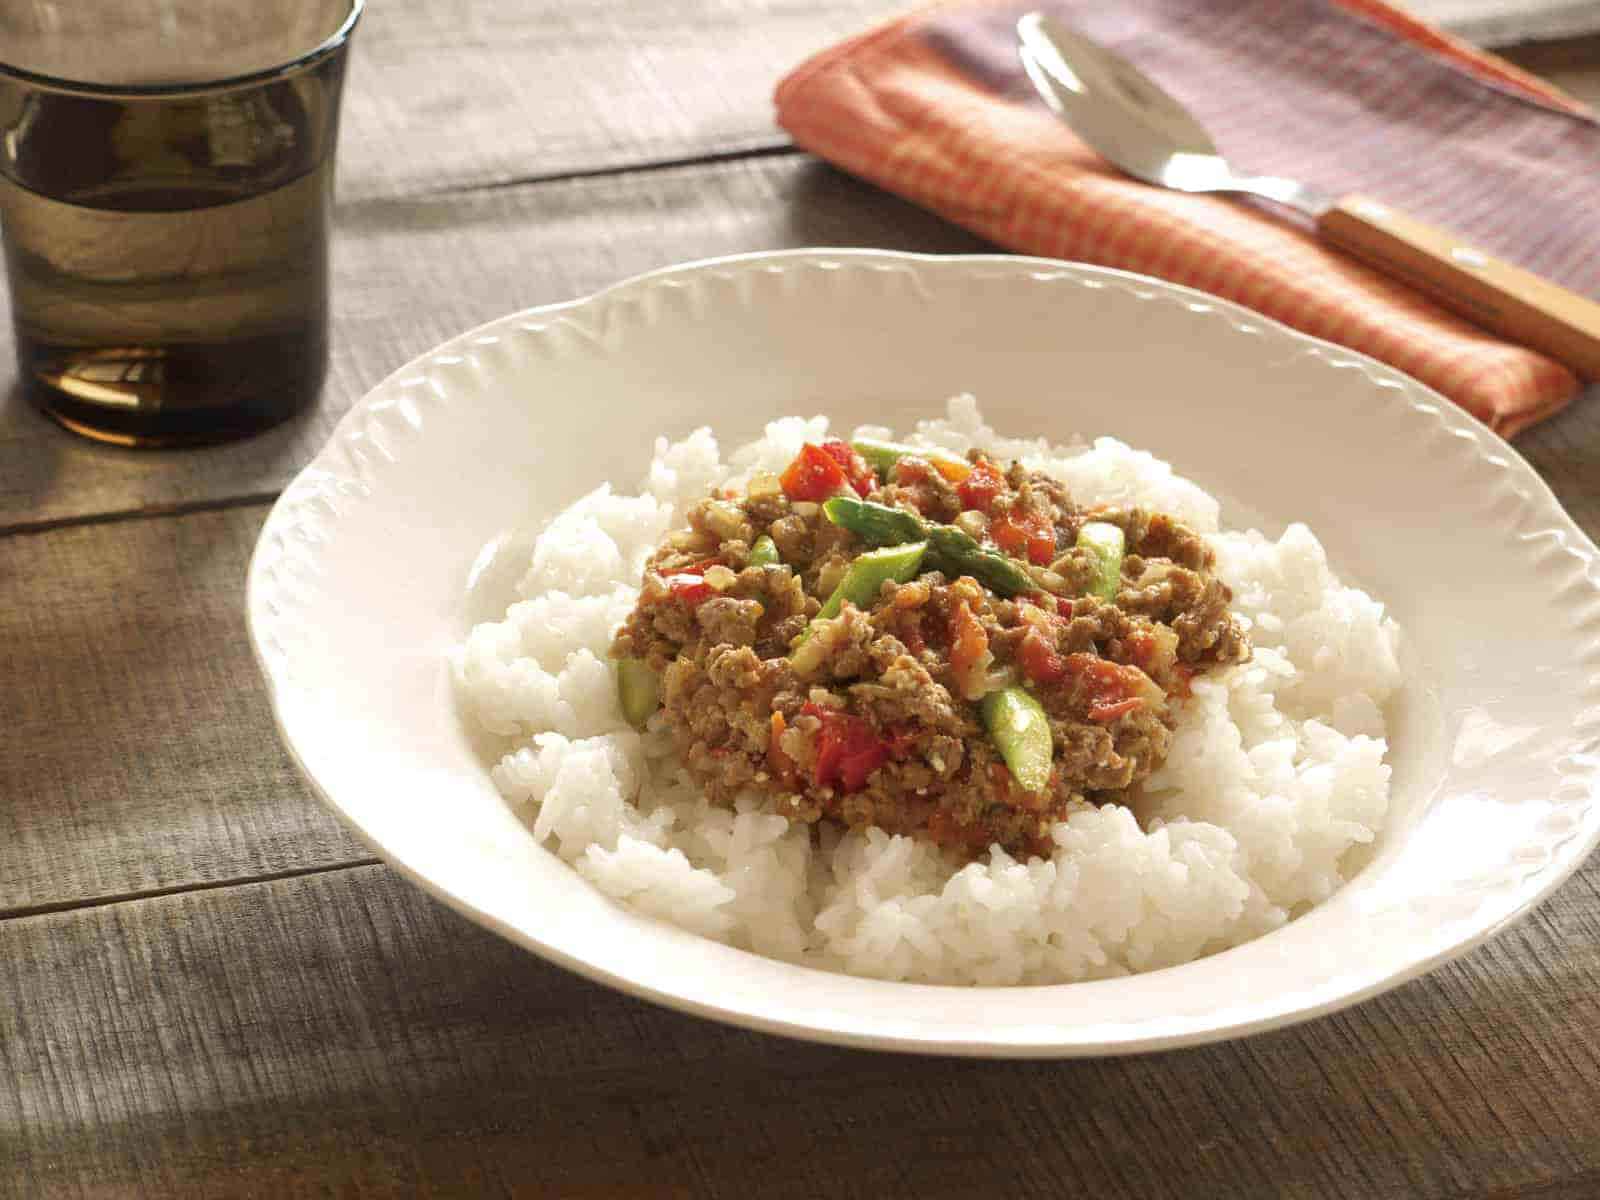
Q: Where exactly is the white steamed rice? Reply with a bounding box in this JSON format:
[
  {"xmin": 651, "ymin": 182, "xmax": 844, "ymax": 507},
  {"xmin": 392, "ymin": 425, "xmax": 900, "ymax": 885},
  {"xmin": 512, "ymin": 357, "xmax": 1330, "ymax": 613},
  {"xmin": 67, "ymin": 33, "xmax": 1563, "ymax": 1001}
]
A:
[{"xmin": 452, "ymin": 397, "xmax": 1401, "ymax": 985}]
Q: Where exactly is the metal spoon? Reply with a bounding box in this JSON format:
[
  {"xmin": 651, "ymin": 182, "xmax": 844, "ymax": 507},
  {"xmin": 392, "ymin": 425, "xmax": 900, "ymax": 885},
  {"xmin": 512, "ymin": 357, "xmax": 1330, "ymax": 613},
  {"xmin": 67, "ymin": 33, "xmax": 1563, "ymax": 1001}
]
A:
[{"xmin": 1017, "ymin": 12, "xmax": 1600, "ymax": 381}]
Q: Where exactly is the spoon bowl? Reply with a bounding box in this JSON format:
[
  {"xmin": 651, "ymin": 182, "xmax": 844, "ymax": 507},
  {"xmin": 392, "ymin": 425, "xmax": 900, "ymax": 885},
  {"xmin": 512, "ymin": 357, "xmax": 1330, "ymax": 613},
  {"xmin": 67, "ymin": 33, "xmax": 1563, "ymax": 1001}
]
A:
[{"xmin": 1017, "ymin": 13, "xmax": 1327, "ymax": 214}]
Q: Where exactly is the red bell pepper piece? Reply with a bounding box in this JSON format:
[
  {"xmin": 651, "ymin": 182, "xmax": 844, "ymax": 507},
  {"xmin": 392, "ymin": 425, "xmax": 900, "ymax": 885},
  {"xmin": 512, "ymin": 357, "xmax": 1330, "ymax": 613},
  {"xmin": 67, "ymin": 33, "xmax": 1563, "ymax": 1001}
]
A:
[
  {"xmin": 780, "ymin": 443, "xmax": 850, "ymax": 502},
  {"xmin": 667, "ymin": 576, "xmax": 713, "ymax": 605},
  {"xmin": 665, "ymin": 560, "xmax": 716, "ymax": 606},
  {"xmin": 819, "ymin": 439, "xmax": 876, "ymax": 498},
  {"xmin": 802, "ymin": 702, "xmax": 891, "ymax": 793}
]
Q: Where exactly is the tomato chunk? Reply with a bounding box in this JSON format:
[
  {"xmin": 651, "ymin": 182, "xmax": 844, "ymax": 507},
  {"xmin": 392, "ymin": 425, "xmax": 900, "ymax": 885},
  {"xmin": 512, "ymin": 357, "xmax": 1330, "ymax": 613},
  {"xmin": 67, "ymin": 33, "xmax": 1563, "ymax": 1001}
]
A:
[
  {"xmin": 780, "ymin": 443, "xmax": 850, "ymax": 502},
  {"xmin": 1063, "ymin": 654, "xmax": 1151, "ymax": 719},
  {"xmin": 948, "ymin": 599, "xmax": 989, "ymax": 674},
  {"xmin": 820, "ymin": 439, "xmax": 877, "ymax": 498},
  {"xmin": 893, "ymin": 457, "xmax": 932, "ymax": 486},
  {"xmin": 802, "ymin": 702, "xmax": 891, "ymax": 793},
  {"xmin": 992, "ymin": 509, "xmax": 1057, "ymax": 565},
  {"xmin": 957, "ymin": 458, "xmax": 1006, "ymax": 512},
  {"xmin": 1017, "ymin": 624, "xmax": 1066, "ymax": 684},
  {"xmin": 891, "ymin": 453, "xmax": 972, "ymax": 487}
]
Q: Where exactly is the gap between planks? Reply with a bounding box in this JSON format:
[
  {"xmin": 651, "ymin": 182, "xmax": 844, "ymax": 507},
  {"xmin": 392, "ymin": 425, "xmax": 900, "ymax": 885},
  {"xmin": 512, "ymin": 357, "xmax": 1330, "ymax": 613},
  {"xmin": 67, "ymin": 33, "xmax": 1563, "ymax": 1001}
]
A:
[
  {"xmin": 0, "ymin": 490, "xmax": 283, "ymax": 540},
  {"xmin": 0, "ymin": 856, "xmax": 382, "ymax": 924},
  {"xmin": 409, "ymin": 139, "xmax": 801, "ymax": 200}
]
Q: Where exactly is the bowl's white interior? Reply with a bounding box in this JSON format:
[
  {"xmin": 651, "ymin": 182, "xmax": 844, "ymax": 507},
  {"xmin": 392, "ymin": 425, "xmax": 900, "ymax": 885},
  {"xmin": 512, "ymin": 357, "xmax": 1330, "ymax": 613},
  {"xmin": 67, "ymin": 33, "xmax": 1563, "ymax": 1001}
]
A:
[{"xmin": 249, "ymin": 252, "xmax": 1600, "ymax": 1055}]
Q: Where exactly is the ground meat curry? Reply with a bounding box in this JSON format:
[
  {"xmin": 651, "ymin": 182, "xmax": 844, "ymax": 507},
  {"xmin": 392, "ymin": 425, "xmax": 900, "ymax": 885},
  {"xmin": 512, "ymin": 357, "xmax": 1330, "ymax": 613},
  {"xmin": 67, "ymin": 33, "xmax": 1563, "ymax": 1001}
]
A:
[{"xmin": 611, "ymin": 436, "xmax": 1250, "ymax": 858}]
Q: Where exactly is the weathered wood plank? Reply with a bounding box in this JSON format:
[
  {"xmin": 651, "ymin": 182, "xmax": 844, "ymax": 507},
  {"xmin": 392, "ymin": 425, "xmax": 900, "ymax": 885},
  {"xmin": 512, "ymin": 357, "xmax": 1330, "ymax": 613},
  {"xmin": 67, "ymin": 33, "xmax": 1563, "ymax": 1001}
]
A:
[
  {"xmin": 320, "ymin": 0, "xmax": 1600, "ymax": 201},
  {"xmin": 0, "ymin": 155, "xmax": 992, "ymax": 531},
  {"xmin": 2, "ymin": 861, "xmax": 1598, "ymax": 1198},
  {"xmin": 3, "ymin": 20, "xmax": 1598, "ymax": 1200},
  {"xmin": 336, "ymin": 0, "xmax": 908, "ymax": 201},
  {"xmin": 0, "ymin": 504, "xmax": 370, "ymax": 913}
]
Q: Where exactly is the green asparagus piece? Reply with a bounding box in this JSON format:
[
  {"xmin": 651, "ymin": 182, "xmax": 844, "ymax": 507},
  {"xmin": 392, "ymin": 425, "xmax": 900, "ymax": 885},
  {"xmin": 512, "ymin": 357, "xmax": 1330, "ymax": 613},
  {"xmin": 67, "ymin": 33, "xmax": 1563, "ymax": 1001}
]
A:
[
  {"xmin": 792, "ymin": 541, "xmax": 929, "ymax": 653},
  {"xmin": 813, "ymin": 541, "xmax": 928, "ymax": 624},
  {"xmin": 980, "ymin": 686, "xmax": 1054, "ymax": 795},
  {"xmin": 1077, "ymin": 521, "xmax": 1126, "ymax": 602},
  {"xmin": 749, "ymin": 534, "xmax": 781, "ymax": 567},
  {"xmin": 924, "ymin": 526, "xmax": 1037, "ymax": 598},
  {"xmin": 822, "ymin": 495, "xmax": 926, "ymax": 546},
  {"xmin": 615, "ymin": 658, "xmax": 660, "ymax": 729},
  {"xmin": 822, "ymin": 495, "xmax": 1036, "ymax": 597},
  {"xmin": 850, "ymin": 437, "xmax": 969, "ymax": 480}
]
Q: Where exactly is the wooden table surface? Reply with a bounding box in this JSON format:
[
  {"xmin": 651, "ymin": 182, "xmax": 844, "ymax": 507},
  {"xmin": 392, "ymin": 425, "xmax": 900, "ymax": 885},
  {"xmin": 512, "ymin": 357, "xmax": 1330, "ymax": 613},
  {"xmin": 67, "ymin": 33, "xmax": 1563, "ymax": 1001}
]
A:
[{"xmin": 5, "ymin": 5, "xmax": 1598, "ymax": 1196}]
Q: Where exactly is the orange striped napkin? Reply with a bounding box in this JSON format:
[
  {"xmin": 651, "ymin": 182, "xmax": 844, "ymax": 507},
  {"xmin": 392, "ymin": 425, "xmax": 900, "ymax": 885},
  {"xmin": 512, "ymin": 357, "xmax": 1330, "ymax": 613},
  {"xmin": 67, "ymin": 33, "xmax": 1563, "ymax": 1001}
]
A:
[{"xmin": 775, "ymin": 0, "xmax": 1600, "ymax": 436}]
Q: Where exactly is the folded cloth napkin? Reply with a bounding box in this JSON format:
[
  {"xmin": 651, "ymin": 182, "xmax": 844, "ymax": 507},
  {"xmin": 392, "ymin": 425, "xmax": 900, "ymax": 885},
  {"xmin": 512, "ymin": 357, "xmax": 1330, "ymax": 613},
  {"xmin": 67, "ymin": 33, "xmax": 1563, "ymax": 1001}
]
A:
[{"xmin": 775, "ymin": 0, "xmax": 1600, "ymax": 436}]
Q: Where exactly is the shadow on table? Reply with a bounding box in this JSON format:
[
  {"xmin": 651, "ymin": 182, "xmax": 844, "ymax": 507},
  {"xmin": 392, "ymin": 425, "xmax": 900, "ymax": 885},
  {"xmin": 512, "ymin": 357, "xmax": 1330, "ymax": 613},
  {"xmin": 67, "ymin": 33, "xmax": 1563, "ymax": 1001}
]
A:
[
  {"xmin": 780, "ymin": 160, "xmax": 998, "ymax": 256},
  {"xmin": 0, "ymin": 373, "xmax": 325, "ymax": 530},
  {"xmin": 1514, "ymin": 380, "xmax": 1600, "ymax": 534},
  {"xmin": 15, "ymin": 854, "xmax": 1589, "ymax": 1198}
]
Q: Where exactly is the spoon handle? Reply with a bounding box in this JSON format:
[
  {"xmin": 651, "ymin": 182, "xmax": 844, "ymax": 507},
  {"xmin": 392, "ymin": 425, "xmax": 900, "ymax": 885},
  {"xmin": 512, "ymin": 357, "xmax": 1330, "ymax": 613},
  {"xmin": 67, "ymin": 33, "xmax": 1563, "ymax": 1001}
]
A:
[{"xmin": 1317, "ymin": 195, "xmax": 1600, "ymax": 381}]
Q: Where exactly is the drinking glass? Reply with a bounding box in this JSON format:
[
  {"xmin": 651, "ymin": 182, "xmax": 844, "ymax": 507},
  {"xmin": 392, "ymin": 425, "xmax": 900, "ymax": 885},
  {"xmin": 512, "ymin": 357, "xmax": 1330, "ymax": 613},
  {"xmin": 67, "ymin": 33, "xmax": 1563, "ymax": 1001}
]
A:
[{"xmin": 0, "ymin": 0, "xmax": 362, "ymax": 447}]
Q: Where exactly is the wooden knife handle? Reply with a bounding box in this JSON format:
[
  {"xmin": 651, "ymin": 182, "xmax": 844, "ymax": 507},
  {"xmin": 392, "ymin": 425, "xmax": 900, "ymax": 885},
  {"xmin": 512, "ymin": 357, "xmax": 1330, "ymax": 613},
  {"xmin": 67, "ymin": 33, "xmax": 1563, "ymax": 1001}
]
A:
[{"xmin": 1316, "ymin": 194, "xmax": 1600, "ymax": 381}]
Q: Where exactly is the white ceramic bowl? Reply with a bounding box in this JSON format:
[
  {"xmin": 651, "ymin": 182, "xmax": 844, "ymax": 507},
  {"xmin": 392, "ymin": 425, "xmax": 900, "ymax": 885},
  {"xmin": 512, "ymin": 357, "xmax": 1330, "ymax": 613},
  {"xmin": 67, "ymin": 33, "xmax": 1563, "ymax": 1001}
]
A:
[{"xmin": 247, "ymin": 250, "xmax": 1600, "ymax": 1056}]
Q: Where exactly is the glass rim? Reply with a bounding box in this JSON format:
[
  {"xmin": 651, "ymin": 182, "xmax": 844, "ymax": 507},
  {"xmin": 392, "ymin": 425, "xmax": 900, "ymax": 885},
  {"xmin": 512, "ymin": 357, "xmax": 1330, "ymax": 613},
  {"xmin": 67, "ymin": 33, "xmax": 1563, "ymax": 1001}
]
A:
[{"xmin": 0, "ymin": 0, "xmax": 364, "ymax": 99}]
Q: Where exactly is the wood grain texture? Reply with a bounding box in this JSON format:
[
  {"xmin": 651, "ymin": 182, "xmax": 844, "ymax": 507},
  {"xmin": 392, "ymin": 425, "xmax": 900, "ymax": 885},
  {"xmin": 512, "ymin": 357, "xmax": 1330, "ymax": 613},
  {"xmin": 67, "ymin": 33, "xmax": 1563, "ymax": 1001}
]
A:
[
  {"xmin": 0, "ymin": 155, "xmax": 992, "ymax": 531},
  {"xmin": 3, "ymin": 861, "xmax": 1599, "ymax": 1199},
  {"xmin": 3, "ymin": 12, "xmax": 1599, "ymax": 1199},
  {"xmin": 336, "ymin": 0, "xmax": 909, "ymax": 201},
  {"xmin": 0, "ymin": 504, "xmax": 370, "ymax": 914}
]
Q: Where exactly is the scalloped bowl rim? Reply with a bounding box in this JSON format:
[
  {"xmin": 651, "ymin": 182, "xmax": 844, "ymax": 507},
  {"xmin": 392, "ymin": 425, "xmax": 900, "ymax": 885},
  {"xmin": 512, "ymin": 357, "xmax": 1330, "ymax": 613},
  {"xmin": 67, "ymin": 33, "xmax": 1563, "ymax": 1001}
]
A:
[{"xmin": 247, "ymin": 249, "xmax": 1600, "ymax": 1056}]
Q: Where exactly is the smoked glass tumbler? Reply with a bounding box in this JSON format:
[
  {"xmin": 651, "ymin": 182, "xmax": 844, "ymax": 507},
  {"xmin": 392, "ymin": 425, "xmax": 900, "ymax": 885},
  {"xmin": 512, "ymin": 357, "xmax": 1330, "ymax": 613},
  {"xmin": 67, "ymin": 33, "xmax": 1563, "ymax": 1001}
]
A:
[{"xmin": 0, "ymin": 0, "xmax": 362, "ymax": 446}]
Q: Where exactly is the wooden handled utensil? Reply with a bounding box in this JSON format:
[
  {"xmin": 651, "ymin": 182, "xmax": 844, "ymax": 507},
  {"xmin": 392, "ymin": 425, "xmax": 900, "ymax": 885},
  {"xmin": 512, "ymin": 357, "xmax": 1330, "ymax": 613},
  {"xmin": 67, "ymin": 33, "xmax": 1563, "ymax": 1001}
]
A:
[{"xmin": 1017, "ymin": 12, "xmax": 1600, "ymax": 380}]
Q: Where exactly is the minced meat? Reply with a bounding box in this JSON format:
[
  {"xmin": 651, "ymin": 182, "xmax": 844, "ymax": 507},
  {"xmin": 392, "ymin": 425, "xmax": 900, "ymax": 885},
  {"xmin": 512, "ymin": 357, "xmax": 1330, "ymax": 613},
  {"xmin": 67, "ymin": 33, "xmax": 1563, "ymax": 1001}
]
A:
[{"xmin": 611, "ymin": 439, "xmax": 1250, "ymax": 858}]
